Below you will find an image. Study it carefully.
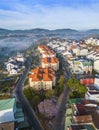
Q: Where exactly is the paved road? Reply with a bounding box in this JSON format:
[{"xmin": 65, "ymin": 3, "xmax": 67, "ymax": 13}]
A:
[
  {"xmin": 15, "ymin": 56, "xmax": 44, "ymax": 130},
  {"xmin": 53, "ymin": 57, "xmax": 70, "ymax": 130},
  {"xmin": 53, "ymin": 86, "xmax": 69, "ymax": 130}
]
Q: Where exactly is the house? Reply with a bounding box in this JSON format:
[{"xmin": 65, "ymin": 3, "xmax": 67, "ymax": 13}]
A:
[
  {"xmin": 5, "ymin": 62, "xmax": 18, "ymax": 75},
  {"xmin": 0, "ymin": 98, "xmax": 16, "ymax": 130},
  {"xmin": 79, "ymin": 48, "xmax": 88, "ymax": 56},
  {"xmin": 16, "ymin": 52, "xmax": 25, "ymax": 62},
  {"xmin": 41, "ymin": 57, "xmax": 59, "ymax": 71},
  {"xmin": 85, "ymin": 37, "xmax": 99, "ymax": 45},
  {"xmin": 65, "ymin": 98, "xmax": 97, "ymax": 130},
  {"xmin": 5, "ymin": 52, "xmax": 25, "ymax": 75},
  {"xmin": 72, "ymin": 115, "xmax": 93, "ymax": 124},
  {"xmin": 38, "ymin": 45, "xmax": 56, "ymax": 58},
  {"xmin": 71, "ymin": 56, "xmax": 93, "ymax": 74},
  {"xmin": 29, "ymin": 67, "xmax": 56, "ymax": 90},
  {"xmin": 94, "ymin": 59, "xmax": 99, "ymax": 73},
  {"xmin": 85, "ymin": 91, "xmax": 99, "ymax": 102},
  {"xmin": 0, "ymin": 98, "xmax": 29, "ymax": 130},
  {"xmin": 80, "ymin": 78, "xmax": 94, "ymax": 85},
  {"xmin": 68, "ymin": 124, "xmax": 95, "ymax": 130}
]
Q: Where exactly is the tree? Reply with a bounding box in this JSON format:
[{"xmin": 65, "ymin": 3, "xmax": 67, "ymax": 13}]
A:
[
  {"xmin": 56, "ymin": 75, "xmax": 67, "ymax": 94},
  {"xmin": 23, "ymin": 88, "xmax": 33, "ymax": 100},
  {"xmin": 45, "ymin": 89, "xmax": 55, "ymax": 99},
  {"xmin": 58, "ymin": 75, "xmax": 66, "ymax": 85},
  {"xmin": 32, "ymin": 95, "xmax": 40, "ymax": 106},
  {"xmin": 67, "ymin": 75, "xmax": 87, "ymax": 98}
]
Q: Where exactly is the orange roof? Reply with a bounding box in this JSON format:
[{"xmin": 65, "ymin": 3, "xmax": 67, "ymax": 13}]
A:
[
  {"xmin": 29, "ymin": 73, "xmax": 55, "ymax": 81},
  {"xmin": 31, "ymin": 67, "xmax": 43, "ymax": 74},
  {"xmin": 38, "ymin": 45, "xmax": 55, "ymax": 56},
  {"xmin": 42, "ymin": 57, "xmax": 59, "ymax": 64},
  {"xmin": 70, "ymin": 45, "xmax": 77, "ymax": 51},
  {"xmin": 29, "ymin": 67, "xmax": 55, "ymax": 81},
  {"xmin": 31, "ymin": 67, "xmax": 54, "ymax": 74},
  {"xmin": 43, "ymin": 74, "xmax": 52, "ymax": 81}
]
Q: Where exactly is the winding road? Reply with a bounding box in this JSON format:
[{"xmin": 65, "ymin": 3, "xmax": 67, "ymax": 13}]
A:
[
  {"xmin": 15, "ymin": 56, "xmax": 44, "ymax": 130},
  {"xmin": 53, "ymin": 57, "xmax": 70, "ymax": 130}
]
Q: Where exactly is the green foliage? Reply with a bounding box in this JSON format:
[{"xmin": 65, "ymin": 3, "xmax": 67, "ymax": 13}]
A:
[
  {"xmin": 45, "ymin": 89, "xmax": 55, "ymax": 99},
  {"xmin": 0, "ymin": 94, "xmax": 12, "ymax": 100},
  {"xmin": 58, "ymin": 75, "xmax": 66, "ymax": 85},
  {"xmin": 23, "ymin": 88, "xmax": 45, "ymax": 107},
  {"xmin": 31, "ymin": 95, "xmax": 40, "ymax": 106},
  {"xmin": 23, "ymin": 88, "xmax": 33, "ymax": 100},
  {"xmin": 0, "ymin": 79, "xmax": 16, "ymax": 93},
  {"xmin": 67, "ymin": 75, "xmax": 87, "ymax": 98},
  {"xmin": 24, "ymin": 78, "xmax": 28, "ymax": 86},
  {"xmin": 33, "ymin": 56, "xmax": 40, "ymax": 65},
  {"xmin": 57, "ymin": 75, "xmax": 66, "ymax": 93}
]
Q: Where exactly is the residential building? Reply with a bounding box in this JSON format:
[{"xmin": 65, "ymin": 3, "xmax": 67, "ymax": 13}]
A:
[
  {"xmin": 38, "ymin": 45, "xmax": 56, "ymax": 58},
  {"xmin": 29, "ymin": 67, "xmax": 56, "ymax": 90},
  {"xmin": 0, "ymin": 98, "xmax": 27, "ymax": 130},
  {"xmin": 94, "ymin": 59, "xmax": 99, "ymax": 73},
  {"xmin": 85, "ymin": 37, "xmax": 99, "ymax": 45},
  {"xmin": 42, "ymin": 57, "xmax": 59, "ymax": 71},
  {"xmin": 5, "ymin": 52, "xmax": 25, "ymax": 75},
  {"xmin": 71, "ymin": 56, "xmax": 93, "ymax": 74},
  {"xmin": 85, "ymin": 91, "xmax": 99, "ymax": 102},
  {"xmin": 65, "ymin": 98, "xmax": 97, "ymax": 130},
  {"xmin": 16, "ymin": 52, "xmax": 25, "ymax": 62},
  {"xmin": 72, "ymin": 115, "xmax": 93, "ymax": 124},
  {"xmin": 0, "ymin": 98, "xmax": 15, "ymax": 130}
]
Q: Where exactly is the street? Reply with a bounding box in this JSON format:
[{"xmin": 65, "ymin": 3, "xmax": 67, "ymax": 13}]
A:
[
  {"xmin": 15, "ymin": 56, "xmax": 44, "ymax": 130},
  {"xmin": 53, "ymin": 86, "xmax": 69, "ymax": 130},
  {"xmin": 53, "ymin": 57, "xmax": 70, "ymax": 130}
]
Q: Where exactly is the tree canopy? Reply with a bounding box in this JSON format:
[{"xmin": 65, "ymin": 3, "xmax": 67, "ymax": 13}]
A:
[{"xmin": 67, "ymin": 75, "xmax": 87, "ymax": 98}]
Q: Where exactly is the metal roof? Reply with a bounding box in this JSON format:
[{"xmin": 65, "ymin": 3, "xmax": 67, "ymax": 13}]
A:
[{"xmin": 0, "ymin": 98, "xmax": 15, "ymax": 111}]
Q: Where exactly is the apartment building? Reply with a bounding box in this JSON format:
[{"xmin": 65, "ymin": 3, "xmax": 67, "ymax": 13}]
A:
[
  {"xmin": 38, "ymin": 45, "xmax": 56, "ymax": 58},
  {"xmin": 29, "ymin": 67, "xmax": 56, "ymax": 90},
  {"xmin": 41, "ymin": 57, "xmax": 59, "ymax": 71}
]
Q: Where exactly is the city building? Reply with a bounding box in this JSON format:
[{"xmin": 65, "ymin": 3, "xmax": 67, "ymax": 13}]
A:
[
  {"xmin": 0, "ymin": 98, "xmax": 27, "ymax": 130},
  {"xmin": 16, "ymin": 52, "xmax": 25, "ymax": 62},
  {"xmin": 29, "ymin": 67, "xmax": 56, "ymax": 90},
  {"xmin": 71, "ymin": 56, "xmax": 93, "ymax": 74},
  {"xmin": 85, "ymin": 91, "xmax": 99, "ymax": 102},
  {"xmin": 38, "ymin": 45, "xmax": 56, "ymax": 58},
  {"xmin": 41, "ymin": 57, "xmax": 59, "ymax": 71}
]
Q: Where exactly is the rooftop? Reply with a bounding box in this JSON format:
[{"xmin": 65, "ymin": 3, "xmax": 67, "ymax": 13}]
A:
[
  {"xmin": 0, "ymin": 98, "xmax": 15, "ymax": 111},
  {"xmin": 72, "ymin": 115, "xmax": 93, "ymax": 123},
  {"xmin": 69, "ymin": 124, "xmax": 96, "ymax": 130}
]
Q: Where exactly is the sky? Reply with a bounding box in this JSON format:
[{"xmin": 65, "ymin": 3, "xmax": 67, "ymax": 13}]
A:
[{"xmin": 0, "ymin": 0, "xmax": 99, "ymax": 30}]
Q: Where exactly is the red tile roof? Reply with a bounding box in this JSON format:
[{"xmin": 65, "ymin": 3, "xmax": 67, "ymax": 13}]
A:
[
  {"xmin": 29, "ymin": 67, "xmax": 55, "ymax": 81},
  {"xmin": 42, "ymin": 57, "xmax": 59, "ymax": 64}
]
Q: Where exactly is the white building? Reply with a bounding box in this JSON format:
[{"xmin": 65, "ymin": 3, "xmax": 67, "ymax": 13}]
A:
[
  {"xmin": 80, "ymin": 48, "xmax": 88, "ymax": 56},
  {"xmin": 16, "ymin": 52, "xmax": 25, "ymax": 62},
  {"xmin": 85, "ymin": 37, "xmax": 99, "ymax": 45},
  {"xmin": 0, "ymin": 98, "xmax": 25, "ymax": 130},
  {"xmin": 0, "ymin": 98, "xmax": 15, "ymax": 130},
  {"xmin": 85, "ymin": 91, "xmax": 99, "ymax": 102},
  {"xmin": 94, "ymin": 59, "xmax": 99, "ymax": 73},
  {"xmin": 9, "ymin": 68, "xmax": 18, "ymax": 75}
]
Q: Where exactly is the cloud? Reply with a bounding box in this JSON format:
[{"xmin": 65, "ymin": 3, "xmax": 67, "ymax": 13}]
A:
[{"xmin": 0, "ymin": 1, "xmax": 99, "ymax": 30}]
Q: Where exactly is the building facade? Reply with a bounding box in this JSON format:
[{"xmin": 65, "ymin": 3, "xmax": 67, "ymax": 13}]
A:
[{"xmin": 29, "ymin": 67, "xmax": 56, "ymax": 90}]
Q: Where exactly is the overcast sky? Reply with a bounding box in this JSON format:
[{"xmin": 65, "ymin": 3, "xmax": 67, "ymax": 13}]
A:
[{"xmin": 0, "ymin": 0, "xmax": 99, "ymax": 30}]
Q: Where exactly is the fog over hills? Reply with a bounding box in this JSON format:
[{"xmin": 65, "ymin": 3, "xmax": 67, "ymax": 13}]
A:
[{"xmin": 0, "ymin": 28, "xmax": 99, "ymax": 57}]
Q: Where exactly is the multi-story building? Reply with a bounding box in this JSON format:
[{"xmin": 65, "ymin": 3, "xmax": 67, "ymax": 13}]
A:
[
  {"xmin": 41, "ymin": 57, "xmax": 59, "ymax": 71},
  {"xmin": 29, "ymin": 67, "xmax": 56, "ymax": 90},
  {"xmin": 0, "ymin": 98, "xmax": 26, "ymax": 130},
  {"xmin": 71, "ymin": 56, "xmax": 93, "ymax": 74},
  {"xmin": 38, "ymin": 45, "xmax": 56, "ymax": 58}
]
